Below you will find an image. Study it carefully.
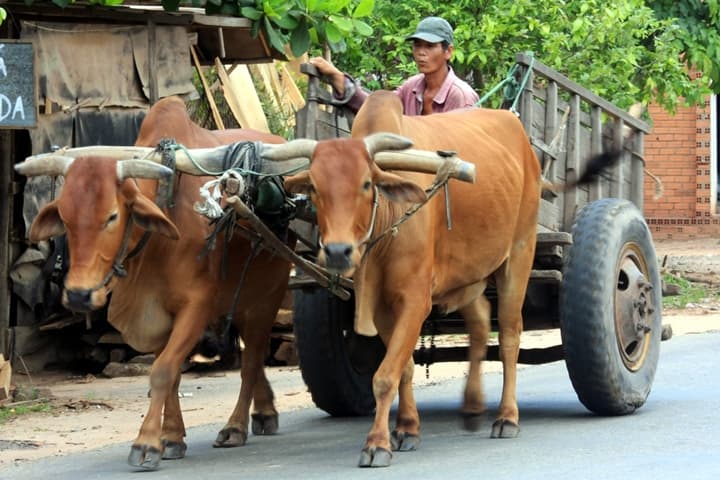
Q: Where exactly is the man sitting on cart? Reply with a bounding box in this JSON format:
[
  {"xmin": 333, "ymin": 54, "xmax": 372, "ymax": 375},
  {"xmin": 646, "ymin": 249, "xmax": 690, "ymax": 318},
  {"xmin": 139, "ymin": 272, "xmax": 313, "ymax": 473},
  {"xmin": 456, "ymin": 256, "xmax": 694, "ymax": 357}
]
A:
[{"xmin": 310, "ymin": 16, "xmax": 478, "ymax": 115}]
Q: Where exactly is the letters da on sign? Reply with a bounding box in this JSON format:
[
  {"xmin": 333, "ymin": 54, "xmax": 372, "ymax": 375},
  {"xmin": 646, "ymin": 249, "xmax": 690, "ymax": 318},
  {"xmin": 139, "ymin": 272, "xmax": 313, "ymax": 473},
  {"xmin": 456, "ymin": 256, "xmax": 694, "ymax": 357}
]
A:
[{"xmin": 0, "ymin": 41, "xmax": 37, "ymax": 128}]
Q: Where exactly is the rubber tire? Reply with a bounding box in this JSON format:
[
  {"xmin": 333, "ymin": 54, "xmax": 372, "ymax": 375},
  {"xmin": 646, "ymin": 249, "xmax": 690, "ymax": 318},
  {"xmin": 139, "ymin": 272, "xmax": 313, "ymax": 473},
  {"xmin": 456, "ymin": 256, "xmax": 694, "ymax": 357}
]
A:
[
  {"xmin": 293, "ymin": 288, "xmax": 384, "ymax": 416},
  {"xmin": 560, "ymin": 198, "xmax": 662, "ymax": 415}
]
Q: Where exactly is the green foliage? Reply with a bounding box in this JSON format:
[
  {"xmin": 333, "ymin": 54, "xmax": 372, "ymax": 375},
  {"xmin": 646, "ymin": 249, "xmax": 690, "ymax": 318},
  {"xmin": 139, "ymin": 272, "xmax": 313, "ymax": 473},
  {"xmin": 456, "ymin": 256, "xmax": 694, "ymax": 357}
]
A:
[
  {"xmin": 662, "ymin": 273, "xmax": 720, "ymax": 309},
  {"xmin": 332, "ymin": 0, "xmax": 715, "ymax": 113},
  {"xmin": 650, "ymin": 0, "xmax": 720, "ymax": 98},
  {"xmin": 0, "ymin": 401, "xmax": 52, "ymax": 424}
]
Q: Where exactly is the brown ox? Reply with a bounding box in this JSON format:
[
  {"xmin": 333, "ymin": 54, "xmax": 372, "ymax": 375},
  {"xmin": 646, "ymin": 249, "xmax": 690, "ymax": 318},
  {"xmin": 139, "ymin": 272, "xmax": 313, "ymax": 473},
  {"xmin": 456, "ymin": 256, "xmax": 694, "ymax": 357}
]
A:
[
  {"xmin": 19, "ymin": 97, "xmax": 293, "ymax": 469},
  {"xmin": 281, "ymin": 91, "xmax": 617, "ymax": 467}
]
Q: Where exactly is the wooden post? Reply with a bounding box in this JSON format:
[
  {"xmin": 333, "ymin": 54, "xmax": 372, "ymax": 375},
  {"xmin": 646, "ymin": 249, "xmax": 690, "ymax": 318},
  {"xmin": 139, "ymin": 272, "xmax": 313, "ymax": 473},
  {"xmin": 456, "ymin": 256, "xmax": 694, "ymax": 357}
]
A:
[
  {"xmin": 590, "ymin": 106, "xmax": 602, "ymax": 201},
  {"xmin": 147, "ymin": 20, "xmax": 158, "ymax": 104},
  {"xmin": 190, "ymin": 45, "xmax": 225, "ymax": 130},
  {"xmin": 563, "ymin": 94, "xmax": 581, "ymax": 232},
  {"xmin": 631, "ymin": 132, "xmax": 645, "ymax": 210},
  {"xmin": 610, "ymin": 117, "xmax": 624, "ymax": 199},
  {"xmin": 0, "ymin": 131, "xmax": 12, "ymax": 357}
]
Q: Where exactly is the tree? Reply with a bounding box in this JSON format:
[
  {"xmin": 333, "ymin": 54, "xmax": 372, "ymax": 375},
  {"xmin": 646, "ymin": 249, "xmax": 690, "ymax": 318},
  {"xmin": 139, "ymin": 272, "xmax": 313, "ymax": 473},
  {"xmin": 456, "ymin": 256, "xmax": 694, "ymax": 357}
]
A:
[{"xmin": 329, "ymin": 0, "xmax": 716, "ymax": 113}]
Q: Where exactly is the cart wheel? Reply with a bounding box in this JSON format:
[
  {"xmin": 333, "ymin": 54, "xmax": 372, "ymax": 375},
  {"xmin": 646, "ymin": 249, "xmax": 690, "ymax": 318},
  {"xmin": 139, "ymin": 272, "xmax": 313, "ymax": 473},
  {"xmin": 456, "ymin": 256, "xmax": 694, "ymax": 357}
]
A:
[
  {"xmin": 293, "ymin": 287, "xmax": 384, "ymax": 416},
  {"xmin": 560, "ymin": 198, "xmax": 662, "ymax": 415}
]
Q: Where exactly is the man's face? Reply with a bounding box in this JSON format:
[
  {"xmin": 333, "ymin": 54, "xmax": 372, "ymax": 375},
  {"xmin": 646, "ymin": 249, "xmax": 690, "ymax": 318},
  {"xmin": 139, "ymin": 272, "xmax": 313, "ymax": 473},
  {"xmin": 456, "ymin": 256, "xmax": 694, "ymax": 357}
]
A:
[{"xmin": 412, "ymin": 39, "xmax": 452, "ymax": 75}]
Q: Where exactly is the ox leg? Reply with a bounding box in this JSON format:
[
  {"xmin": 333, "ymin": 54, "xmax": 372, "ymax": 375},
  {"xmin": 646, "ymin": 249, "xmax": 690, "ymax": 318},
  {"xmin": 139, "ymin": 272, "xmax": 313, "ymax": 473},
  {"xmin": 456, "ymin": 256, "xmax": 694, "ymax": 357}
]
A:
[
  {"xmin": 128, "ymin": 310, "xmax": 208, "ymax": 469},
  {"xmin": 161, "ymin": 373, "xmax": 187, "ymax": 459},
  {"xmin": 390, "ymin": 357, "xmax": 420, "ymax": 452},
  {"xmin": 491, "ymin": 246, "xmax": 534, "ymax": 439},
  {"xmin": 251, "ymin": 367, "xmax": 279, "ymax": 435},
  {"xmin": 215, "ymin": 314, "xmax": 276, "ymax": 447},
  {"xmin": 359, "ymin": 306, "xmax": 425, "ymax": 468},
  {"xmin": 459, "ymin": 295, "xmax": 491, "ymax": 431}
]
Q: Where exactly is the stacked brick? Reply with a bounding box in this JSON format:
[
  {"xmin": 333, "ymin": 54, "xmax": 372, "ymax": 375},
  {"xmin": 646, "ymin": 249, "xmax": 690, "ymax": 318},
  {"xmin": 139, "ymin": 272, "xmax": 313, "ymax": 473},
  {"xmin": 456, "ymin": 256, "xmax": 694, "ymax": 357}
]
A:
[{"xmin": 643, "ymin": 97, "xmax": 718, "ymax": 239}]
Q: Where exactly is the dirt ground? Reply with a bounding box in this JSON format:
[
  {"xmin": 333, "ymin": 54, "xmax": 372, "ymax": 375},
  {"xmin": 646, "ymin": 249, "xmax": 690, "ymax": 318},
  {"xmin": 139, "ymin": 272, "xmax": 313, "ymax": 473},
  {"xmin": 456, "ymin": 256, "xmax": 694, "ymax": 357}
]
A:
[{"xmin": 1, "ymin": 237, "xmax": 719, "ymax": 468}]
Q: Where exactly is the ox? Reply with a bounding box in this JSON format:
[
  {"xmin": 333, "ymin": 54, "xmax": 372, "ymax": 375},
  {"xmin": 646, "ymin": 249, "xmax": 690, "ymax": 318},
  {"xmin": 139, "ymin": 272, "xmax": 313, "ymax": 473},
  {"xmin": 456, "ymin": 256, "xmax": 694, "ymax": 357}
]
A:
[
  {"xmin": 273, "ymin": 91, "xmax": 620, "ymax": 467},
  {"xmin": 16, "ymin": 96, "xmax": 294, "ymax": 469}
]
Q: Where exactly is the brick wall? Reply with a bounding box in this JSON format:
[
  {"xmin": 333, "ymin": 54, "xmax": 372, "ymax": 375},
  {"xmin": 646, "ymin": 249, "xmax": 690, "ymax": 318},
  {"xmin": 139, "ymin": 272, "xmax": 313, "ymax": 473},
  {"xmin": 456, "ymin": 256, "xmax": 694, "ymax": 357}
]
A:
[{"xmin": 643, "ymin": 97, "xmax": 719, "ymax": 240}]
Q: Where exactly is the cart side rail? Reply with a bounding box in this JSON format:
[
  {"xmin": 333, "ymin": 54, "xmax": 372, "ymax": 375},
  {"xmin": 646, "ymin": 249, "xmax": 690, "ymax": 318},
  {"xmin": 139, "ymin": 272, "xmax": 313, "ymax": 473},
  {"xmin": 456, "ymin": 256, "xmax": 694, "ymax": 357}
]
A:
[{"xmin": 514, "ymin": 53, "xmax": 650, "ymax": 232}]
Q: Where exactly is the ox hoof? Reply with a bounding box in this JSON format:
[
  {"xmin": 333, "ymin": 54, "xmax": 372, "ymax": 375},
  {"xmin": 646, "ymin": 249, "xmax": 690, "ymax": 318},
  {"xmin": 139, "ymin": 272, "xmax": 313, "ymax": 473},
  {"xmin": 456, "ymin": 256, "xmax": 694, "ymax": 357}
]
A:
[
  {"xmin": 460, "ymin": 412, "xmax": 485, "ymax": 432},
  {"xmin": 358, "ymin": 446, "xmax": 392, "ymax": 468},
  {"xmin": 390, "ymin": 430, "xmax": 420, "ymax": 452},
  {"xmin": 490, "ymin": 419, "xmax": 520, "ymax": 438},
  {"xmin": 128, "ymin": 444, "xmax": 162, "ymax": 470},
  {"xmin": 161, "ymin": 440, "xmax": 187, "ymax": 460},
  {"xmin": 251, "ymin": 413, "xmax": 279, "ymax": 435},
  {"xmin": 213, "ymin": 427, "xmax": 248, "ymax": 448}
]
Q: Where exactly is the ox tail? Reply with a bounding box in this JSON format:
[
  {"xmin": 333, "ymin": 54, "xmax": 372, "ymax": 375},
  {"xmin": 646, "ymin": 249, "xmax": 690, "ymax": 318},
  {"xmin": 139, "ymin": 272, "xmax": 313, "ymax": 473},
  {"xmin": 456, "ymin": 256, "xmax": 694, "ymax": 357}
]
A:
[
  {"xmin": 542, "ymin": 147, "xmax": 625, "ymax": 193},
  {"xmin": 543, "ymin": 103, "xmax": 643, "ymax": 194}
]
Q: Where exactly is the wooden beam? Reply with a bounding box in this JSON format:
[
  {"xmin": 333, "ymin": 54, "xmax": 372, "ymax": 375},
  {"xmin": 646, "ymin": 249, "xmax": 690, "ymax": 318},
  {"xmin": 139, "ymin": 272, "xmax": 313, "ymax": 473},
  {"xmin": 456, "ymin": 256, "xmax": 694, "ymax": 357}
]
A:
[
  {"xmin": 190, "ymin": 45, "xmax": 225, "ymax": 129},
  {"xmin": 0, "ymin": 131, "xmax": 11, "ymax": 358},
  {"xmin": 216, "ymin": 59, "xmax": 270, "ymax": 132}
]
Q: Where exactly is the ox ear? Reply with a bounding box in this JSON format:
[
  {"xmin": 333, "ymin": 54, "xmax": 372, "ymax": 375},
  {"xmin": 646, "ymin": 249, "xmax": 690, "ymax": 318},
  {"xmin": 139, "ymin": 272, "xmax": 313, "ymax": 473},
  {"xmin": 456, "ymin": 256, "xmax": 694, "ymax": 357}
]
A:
[
  {"xmin": 29, "ymin": 201, "xmax": 66, "ymax": 242},
  {"xmin": 129, "ymin": 194, "xmax": 180, "ymax": 240},
  {"xmin": 374, "ymin": 169, "xmax": 427, "ymax": 204},
  {"xmin": 283, "ymin": 171, "xmax": 313, "ymax": 195}
]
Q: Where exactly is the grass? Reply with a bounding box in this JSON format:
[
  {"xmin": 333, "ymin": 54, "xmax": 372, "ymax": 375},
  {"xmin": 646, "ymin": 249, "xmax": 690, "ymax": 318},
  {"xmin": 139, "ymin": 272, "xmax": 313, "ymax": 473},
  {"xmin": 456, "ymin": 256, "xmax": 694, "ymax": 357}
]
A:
[
  {"xmin": 662, "ymin": 273, "xmax": 720, "ymax": 309},
  {"xmin": 0, "ymin": 400, "xmax": 53, "ymax": 424}
]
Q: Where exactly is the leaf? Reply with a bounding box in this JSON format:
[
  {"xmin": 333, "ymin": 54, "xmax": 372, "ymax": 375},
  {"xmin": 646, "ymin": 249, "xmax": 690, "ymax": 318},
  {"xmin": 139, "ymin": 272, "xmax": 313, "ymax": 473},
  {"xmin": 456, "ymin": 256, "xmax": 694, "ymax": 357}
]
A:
[
  {"xmin": 51, "ymin": 0, "xmax": 72, "ymax": 7},
  {"xmin": 352, "ymin": 19, "xmax": 373, "ymax": 37},
  {"xmin": 264, "ymin": 16, "xmax": 287, "ymax": 53},
  {"xmin": 241, "ymin": 6, "xmax": 264, "ymax": 21},
  {"xmin": 329, "ymin": 15, "xmax": 353, "ymax": 33},
  {"xmin": 325, "ymin": 21, "xmax": 343, "ymax": 44},
  {"xmin": 274, "ymin": 14, "xmax": 299, "ymax": 30},
  {"xmin": 290, "ymin": 20, "xmax": 311, "ymax": 57},
  {"xmin": 161, "ymin": 0, "xmax": 181, "ymax": 12},
  {"xmin": 0, "ymin": 8, "xmax": 5, "ymax": 22},
  {"xmin": 353, "ymin": 0, "xmax": 375, "ymax": 18}
]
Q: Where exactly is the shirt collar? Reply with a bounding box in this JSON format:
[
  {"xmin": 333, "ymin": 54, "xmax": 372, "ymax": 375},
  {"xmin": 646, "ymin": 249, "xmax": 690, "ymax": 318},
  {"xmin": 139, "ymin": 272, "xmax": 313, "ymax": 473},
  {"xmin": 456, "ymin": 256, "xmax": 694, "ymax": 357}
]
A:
[{"xmin": 412, "ymin": 66, "xmax": 457, "ymax": 105}]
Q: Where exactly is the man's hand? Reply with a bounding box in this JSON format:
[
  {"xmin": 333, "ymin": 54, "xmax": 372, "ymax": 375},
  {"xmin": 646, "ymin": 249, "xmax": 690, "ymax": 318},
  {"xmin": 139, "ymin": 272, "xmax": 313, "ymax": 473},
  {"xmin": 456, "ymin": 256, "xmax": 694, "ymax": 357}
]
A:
[{"xmin": 309, "ymin": 57, "xmax": 346, "ymax": 96}]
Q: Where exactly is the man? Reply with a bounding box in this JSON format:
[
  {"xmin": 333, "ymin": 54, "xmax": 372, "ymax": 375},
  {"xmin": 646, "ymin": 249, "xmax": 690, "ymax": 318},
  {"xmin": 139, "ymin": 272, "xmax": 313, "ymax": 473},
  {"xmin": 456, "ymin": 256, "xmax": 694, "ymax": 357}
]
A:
[{"xmin": 310, "ymin": 16, "xmax": 479, "ymax": 115}]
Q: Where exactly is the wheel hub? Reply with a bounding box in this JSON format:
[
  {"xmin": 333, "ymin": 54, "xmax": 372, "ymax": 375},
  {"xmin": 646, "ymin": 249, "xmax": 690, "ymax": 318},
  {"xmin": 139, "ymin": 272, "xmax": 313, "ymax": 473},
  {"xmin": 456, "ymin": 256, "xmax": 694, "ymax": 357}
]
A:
[{"xmin": 614, "ymin": 245, "xmax": 655, "ymax": 371}]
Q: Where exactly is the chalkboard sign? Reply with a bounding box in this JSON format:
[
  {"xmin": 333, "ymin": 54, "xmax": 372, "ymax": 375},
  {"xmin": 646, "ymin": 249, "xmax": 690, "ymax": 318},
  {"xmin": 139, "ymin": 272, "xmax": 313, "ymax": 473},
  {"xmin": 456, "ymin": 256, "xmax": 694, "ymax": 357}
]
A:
[{"xmin": 0, "ymin": 41, "xmax": 36, "ymax": 128}]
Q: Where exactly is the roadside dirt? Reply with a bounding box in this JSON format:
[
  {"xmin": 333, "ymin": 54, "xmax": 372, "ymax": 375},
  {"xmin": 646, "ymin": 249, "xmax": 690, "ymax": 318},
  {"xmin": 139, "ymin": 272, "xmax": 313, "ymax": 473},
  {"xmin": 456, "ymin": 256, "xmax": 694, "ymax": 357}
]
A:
[{"xmin": 1, "ymin": 237, "xmax": 719, "ymax": 468}]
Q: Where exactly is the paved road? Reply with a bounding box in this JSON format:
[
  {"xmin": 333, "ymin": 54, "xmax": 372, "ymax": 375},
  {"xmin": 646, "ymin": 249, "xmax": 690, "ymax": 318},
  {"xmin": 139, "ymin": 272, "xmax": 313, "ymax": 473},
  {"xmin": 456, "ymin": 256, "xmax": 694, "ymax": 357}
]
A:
[{"xmin": 4, "ymin": 331, "xmax": 719, "ymax": 480}]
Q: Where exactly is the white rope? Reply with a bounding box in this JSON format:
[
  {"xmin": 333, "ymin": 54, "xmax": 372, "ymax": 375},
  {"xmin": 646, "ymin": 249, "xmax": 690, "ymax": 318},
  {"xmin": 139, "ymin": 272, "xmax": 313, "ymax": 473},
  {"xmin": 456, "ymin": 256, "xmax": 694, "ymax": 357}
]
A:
[{"xmin": 193, "ymin": 171, "xmax": 246, "ymax": 219}]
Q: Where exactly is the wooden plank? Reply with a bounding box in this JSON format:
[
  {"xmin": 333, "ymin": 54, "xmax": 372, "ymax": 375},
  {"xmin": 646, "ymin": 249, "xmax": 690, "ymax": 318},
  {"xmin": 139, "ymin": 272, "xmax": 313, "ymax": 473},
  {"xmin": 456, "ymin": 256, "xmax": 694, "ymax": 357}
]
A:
[
  {"xmin": 543, "ymin": 81, "xmax": 558, "ymax": 183},
  {"xmin": 563, "ymin": 94, "xmax": 581, "ymax": 231},
  {"xmin": 590, "ymin": 106, "xmax": 602, "ymax": 201},
  {"xmin": 631, "ymin": 132, "xmax": 645, "ymax": 210},
  {"xmin": 610, "ymin": 117, "xmax": 624, "ymax": 198},
  {"xmin": 190, "ymin": 45, "xmax": 225, "ymax": 129},
  {"xmin": 218, "ymin": 60, "xmax": 270, "ymax": 132},
  {"xmin": 279, "ymin": 64, "xmax": 305, "ymax": 111},
  {"xmin": 147, "ymin": 20, "xmax": 158, "ymax": 103},
  {"xmin": 0, "ymin": 353, "xmax": 11, "ymax": 401},
  {"xmin": 0, "ymin": 131, "xmax": 11, "ymax": 358}
]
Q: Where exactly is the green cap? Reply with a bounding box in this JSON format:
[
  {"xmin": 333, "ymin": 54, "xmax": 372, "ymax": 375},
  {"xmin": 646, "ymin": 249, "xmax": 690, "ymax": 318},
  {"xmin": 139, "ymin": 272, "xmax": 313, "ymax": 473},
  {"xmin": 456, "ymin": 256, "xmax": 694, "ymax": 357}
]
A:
[{"xmin": 406, "ymin": 16, "xmax": 454, "ymax": 45}]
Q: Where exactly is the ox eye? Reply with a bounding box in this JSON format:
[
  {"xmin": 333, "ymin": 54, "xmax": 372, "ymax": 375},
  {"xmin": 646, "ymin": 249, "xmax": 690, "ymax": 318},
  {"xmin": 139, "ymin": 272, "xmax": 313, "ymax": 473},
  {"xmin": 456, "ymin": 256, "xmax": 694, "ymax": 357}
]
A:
[
  {"xmin": 105, "ymin": 212, "xmax": 118, "ymax": 228},
  {"xmin": 362, "ymin": 180, "xmax": 372, "ymax": 191}
]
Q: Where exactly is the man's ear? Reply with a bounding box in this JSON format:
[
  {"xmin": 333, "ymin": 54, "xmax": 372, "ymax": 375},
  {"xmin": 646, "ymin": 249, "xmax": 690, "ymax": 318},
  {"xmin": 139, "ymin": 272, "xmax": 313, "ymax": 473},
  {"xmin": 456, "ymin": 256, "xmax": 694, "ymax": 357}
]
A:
[
  {"xmin": 284, "ymin": 171, "xmax": 313, "ymax": 195},
  {"xmin": 374, "ymin": 169, "xmax": 427, "ymax": 204},
  {"xmin": 29, "ymin": 201, "xmax": 66, "ymax": 242}
]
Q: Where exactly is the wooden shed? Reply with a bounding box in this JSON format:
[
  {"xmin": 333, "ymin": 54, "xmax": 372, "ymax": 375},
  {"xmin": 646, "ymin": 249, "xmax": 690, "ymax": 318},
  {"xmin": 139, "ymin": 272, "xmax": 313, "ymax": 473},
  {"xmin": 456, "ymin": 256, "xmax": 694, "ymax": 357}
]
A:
[{"xmin": 0, "ymin": 2, "xmax": 281, "ymax": 367}]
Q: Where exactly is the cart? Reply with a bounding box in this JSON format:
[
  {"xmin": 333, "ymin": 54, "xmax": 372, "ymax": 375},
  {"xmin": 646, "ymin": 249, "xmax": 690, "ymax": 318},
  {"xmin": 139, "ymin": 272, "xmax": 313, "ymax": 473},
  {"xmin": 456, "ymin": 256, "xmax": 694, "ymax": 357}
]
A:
[{"xmin": 289, "ymin": 52, "xmax": 662, "ymax": 417}]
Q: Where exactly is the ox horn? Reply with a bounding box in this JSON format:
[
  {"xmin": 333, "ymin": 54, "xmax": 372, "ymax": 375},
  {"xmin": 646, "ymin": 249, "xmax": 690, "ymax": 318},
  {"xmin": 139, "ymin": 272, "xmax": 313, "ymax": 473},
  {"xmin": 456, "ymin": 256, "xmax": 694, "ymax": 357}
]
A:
[
  {"xmin": 117, "ymin": 160, "xmax": 173, "ymax": 181},
  {"xmin": 260, "ymin": 138, "xmax": 318, "ymax": 162},
  {"xmin": 15, "ymin": 155, "xmax": 75, "ymax": 177},
  {"xmin": 374, "ymin": 149, "xmax": 476, "ymax": 184},
  {"xmin": 364, "ymin": 133, "xmax": 414, "ymax": 157}
]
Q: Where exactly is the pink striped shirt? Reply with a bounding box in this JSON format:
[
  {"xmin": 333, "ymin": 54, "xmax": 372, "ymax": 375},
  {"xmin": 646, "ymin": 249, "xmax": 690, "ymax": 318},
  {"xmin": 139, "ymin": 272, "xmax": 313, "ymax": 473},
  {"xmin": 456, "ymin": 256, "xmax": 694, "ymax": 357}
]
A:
[{"xmin": 344, "ymin": 67, "xmax": 478, "ymax": 115}]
